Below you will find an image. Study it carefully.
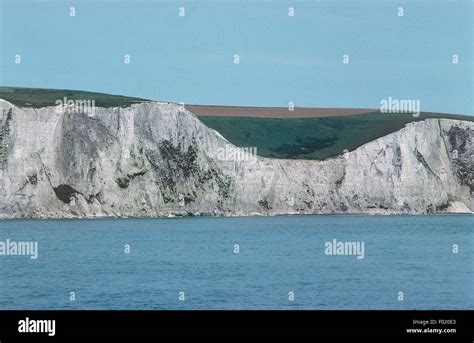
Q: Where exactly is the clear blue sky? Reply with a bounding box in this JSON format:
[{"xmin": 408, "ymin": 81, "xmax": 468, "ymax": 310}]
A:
[{"xmin": 0, "ymin": 0, "xmax": 472, "ymax": 114}]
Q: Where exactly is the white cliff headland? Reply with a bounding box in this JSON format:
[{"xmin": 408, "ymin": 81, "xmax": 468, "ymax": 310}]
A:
[{"xmin": 0, "ymin": 99, "xmax": 472, "ymax": 218}]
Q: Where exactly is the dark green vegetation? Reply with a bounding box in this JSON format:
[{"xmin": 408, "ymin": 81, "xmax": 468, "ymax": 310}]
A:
[
  {"xmin": 0, "ymin": 108, "xmax": 13, "ymax": 168},
  {"xmin": 199, "ymin": 112, "xmax": 473, "ymax": 160},
  {"xmin": 0, "ymin": 87, "xmax": 148, "ymax": 108},
  {"xmin": 446, "ymin": 125, "xmax": 473, "ymax": 192}
]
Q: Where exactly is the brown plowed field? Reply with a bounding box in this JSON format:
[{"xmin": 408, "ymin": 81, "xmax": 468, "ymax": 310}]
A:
[{"xmin": 185, "ymin": 105, "xmax": 376, "ymax": 118}]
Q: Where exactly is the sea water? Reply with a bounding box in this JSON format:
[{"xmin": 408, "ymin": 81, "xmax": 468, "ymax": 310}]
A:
[{"xmin": 0, "ymin": 215, "xmax": 472, "ymax": 310}]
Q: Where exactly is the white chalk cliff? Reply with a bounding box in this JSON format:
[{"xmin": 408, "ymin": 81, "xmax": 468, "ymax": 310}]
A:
[{"xmin": 0, "ymin": 99, "xmax": 472, "ymax": 218}]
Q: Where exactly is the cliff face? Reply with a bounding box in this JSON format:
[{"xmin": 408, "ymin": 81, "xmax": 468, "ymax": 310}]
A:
[{"xmin": 0, "ymin": 99, "xmax": 472, "ymax": 218}]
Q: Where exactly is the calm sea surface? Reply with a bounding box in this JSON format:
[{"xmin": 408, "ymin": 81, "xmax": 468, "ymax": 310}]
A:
[{"xmin": 0, "ymin": 215, "xmax": 472, "ymax": 309}]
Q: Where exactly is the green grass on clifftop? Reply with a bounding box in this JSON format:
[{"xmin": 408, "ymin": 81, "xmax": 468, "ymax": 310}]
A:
[
  {"xmin": 199, "ymin": 112, "xmax": 473, "ymax": 160},
  {"xmin": 0, "ymin": 87, "xmax": 148, "ymax": 108}
]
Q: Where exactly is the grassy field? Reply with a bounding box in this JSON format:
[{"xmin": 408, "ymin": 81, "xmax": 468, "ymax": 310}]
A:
[
  {"xmin": 199, "ymin": 112, "xmax": 473, "ymax": 160},
  {"xmin": 0, "ymin": 87, "xmax": 148, "ymax": 108},
  {"xmin": 1, "ymin": 86, "xmax": 471, "ymax": 160}
]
